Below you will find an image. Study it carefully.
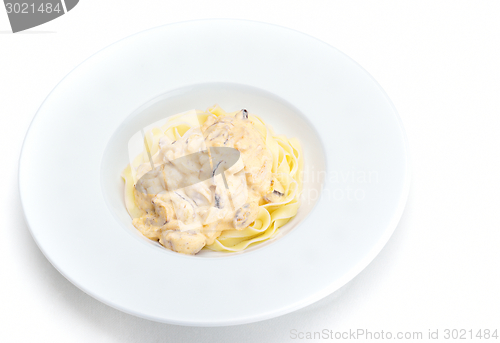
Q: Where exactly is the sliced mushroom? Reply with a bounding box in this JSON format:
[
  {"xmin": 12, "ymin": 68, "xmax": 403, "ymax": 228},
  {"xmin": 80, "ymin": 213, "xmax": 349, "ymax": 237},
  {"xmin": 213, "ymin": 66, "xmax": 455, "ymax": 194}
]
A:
[
  {"xmin": 235, "ymin": 108, "xmax": 248, "ymax": 120},
  {"xmin": 233, "ymin": 202, "xmax": 258, "ymax": 229},
  {"xmin": 264, "ymin": 177, "xmax": 286, "ymax": 203}
]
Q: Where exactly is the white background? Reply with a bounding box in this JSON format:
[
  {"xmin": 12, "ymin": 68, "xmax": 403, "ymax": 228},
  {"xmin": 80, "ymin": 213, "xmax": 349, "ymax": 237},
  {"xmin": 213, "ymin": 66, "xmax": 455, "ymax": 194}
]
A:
[{"xmin": 1, "ymin": 1, "xmax": 499, "ymax": 342}]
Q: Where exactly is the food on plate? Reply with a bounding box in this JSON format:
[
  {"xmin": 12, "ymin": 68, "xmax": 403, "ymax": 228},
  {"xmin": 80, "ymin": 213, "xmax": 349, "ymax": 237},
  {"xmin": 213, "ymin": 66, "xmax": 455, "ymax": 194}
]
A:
[{"xmin": 122, "ymin": 105, "xmax": 302, "ymax": 254}]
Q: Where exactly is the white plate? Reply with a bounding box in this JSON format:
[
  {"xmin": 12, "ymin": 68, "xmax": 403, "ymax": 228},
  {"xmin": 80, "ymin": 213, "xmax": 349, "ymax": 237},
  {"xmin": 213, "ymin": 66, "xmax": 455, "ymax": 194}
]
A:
[{"xmin": 19, "ymin": 20, "xmax": 410, "ymax": 326}]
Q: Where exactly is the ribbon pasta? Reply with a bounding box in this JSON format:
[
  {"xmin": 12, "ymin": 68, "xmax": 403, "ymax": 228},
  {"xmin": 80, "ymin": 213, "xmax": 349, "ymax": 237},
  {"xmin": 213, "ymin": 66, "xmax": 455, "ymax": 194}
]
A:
[{"xmin": 122, "ymin": 105, "xmax": 303, "ymax": 253}]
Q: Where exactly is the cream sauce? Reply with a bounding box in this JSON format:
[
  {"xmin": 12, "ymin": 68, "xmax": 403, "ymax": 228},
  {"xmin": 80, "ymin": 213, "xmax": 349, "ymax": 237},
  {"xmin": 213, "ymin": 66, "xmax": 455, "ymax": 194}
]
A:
[{"xmin": 132, "ymin": 110, "xmax": 285, "ymax": 254}]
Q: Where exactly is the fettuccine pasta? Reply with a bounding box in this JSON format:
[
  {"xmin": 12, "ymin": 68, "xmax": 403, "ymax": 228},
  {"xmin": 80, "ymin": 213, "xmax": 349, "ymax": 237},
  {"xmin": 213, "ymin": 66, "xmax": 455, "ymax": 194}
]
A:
[{"xmin": 122, "ymin": 105, "xmax": 302, "ymax": 254}]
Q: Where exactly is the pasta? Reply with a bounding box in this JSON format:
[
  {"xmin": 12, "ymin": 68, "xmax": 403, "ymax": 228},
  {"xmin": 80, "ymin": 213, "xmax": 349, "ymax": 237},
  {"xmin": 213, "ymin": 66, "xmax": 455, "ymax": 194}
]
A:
[{"xmin": 122, "ymin": 105, "xmax": 303, "ymax": 254}]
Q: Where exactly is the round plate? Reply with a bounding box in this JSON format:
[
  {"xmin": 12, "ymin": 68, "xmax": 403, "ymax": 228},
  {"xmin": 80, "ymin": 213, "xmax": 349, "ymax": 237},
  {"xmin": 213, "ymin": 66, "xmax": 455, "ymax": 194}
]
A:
[{"xmin": 19, "ymin": 20, "xmax": 410, "ymax": 326}]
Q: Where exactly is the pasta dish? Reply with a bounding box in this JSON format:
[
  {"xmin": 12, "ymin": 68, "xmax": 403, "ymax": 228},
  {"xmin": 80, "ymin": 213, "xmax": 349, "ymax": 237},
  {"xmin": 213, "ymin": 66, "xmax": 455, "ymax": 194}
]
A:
[{"xmin": 122, "ymin": 105, "xmax": 302, "ymax": 254}]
